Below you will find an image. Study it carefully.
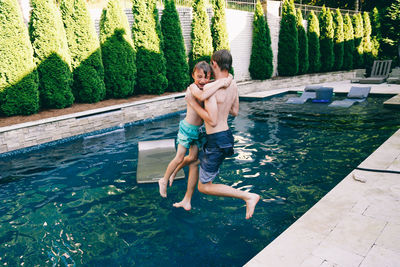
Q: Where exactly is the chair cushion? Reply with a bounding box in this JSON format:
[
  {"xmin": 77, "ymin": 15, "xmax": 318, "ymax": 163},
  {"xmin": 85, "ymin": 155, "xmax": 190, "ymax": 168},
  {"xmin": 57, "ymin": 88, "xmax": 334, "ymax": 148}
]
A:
[{"xmin": 347, "ymin": 86, "xmax": 371, "ymax": 99}]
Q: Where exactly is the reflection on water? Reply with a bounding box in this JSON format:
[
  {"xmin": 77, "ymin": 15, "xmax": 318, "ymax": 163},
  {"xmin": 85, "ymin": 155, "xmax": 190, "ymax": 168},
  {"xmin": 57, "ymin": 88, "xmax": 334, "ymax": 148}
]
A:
[{"xmin": 0, "ymin": 95, "xmax": 399, "ymax": 266}]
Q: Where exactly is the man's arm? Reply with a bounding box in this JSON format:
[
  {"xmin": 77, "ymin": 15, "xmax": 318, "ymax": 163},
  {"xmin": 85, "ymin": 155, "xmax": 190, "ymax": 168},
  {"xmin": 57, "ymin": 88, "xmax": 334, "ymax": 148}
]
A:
[
  {"xmin": 229, "ymin": 82, "xmax": 239, "ymax": 116},
  {"xmin": 186, "ymin": 92, "xmax": 218, "ymax": 127},
  {"xmin": 190, "ymin": 74, "xmax": 233, "ymax": 101}
]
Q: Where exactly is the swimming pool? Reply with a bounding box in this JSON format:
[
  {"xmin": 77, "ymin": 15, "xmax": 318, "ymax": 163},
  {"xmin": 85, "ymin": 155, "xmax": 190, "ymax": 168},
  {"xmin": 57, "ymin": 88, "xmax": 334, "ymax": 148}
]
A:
[{"xmin": 0, "ymin": 94, "xmax": 399, "ymax": 266}]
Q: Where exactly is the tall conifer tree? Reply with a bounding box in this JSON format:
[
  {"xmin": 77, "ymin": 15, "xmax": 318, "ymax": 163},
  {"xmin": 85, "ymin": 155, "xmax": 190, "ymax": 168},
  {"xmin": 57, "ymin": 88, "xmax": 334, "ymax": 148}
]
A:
[
  {"xmin": 0, "ymin": 0, "xmax": 39, "ymax": 116},
  {"xmin": 296, "ymin": 9, "xmax": 309, "ymax": 74},
  {"xmin": 332, "ymin": 8, "xmax": 344, "ymax": 71},
  {"xmin": 352, "ymin": 13, "xmax": 364, "ymax": 68},
  {"xmin": 319, "ymin": 6, "xmax": 334, "ymax": 72},
  {"xmin": 211, "ymin": 0, "xmax": 229, "ymax": 51},
  {"xmin": 370, "ymin": 7, "xmax": 381, "ymax": 59},
  {"xmin": 29, "ymin": 0, "xmax": 74, "ymax": 109},
  {"xmin": 307, "ymin": 11, "xmax": 321, "ymax": 73},
  {"xmin": 60, "ymin": 0, "xmax": 106, "ymax": 103},
  {"xmin": 277, "ymin": 0, "xmax": 298, "ymax": 76},
  {"xmin": 100, "ymin": 0, "xmax": 136, "ymax": 98},
  {"xmin": 189, "ymin": 0, "xmax": 213, "ymax": 74},
  {"xmin": 362, "ymin": 11, "xmax": 373, "ymax": 73},
  {"xmin": 343, "ymin": 13, "xmax": 355, "ymax": 70},
  {"xmin": 161, "ymin": 0, "xmax": 189, "ymax": 92},
  {"xmin": 132, "ymin": 0, "xmax": 167, "ymax": 94}
]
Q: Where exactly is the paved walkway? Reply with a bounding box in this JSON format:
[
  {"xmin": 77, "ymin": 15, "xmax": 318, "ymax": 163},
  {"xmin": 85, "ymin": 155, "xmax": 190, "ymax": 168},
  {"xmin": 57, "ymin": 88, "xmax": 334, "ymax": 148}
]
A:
[{"xmin": 242, "ymin": 81, "xmax": 400, "ymax": 267}]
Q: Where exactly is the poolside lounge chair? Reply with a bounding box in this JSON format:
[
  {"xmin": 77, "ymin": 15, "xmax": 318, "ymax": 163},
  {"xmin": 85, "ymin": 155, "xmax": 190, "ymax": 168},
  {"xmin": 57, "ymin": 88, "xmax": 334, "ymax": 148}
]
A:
[
  {"xmin": 387, "ymin": 68, "xmax": 400, "ymax": 84},
  {"xmin": 286, "ymin": 85, "xmax": 321, "ymax": 104},
  {"xmin": 329, "ymin": 86, "xmax": 371, "ymax": 108},
  {"xmin": 312, "ymin": 87, "xmax": 334, "ymax": 103},
  {"xmin": 351, "ymin": 69, "xmax": 366, "ymax": 83},
  {"xmin": 359, "ymin": 60, "xmax": 392, "ymax": 84},
  {"xmin": 136, "ymin": 139, "xmax": 185, "ymax": 183}
]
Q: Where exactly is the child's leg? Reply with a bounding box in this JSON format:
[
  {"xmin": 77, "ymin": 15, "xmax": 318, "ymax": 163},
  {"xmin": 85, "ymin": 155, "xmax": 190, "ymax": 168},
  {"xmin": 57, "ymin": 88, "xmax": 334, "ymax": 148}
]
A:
[
  {"xmin": 158, "ymin": 144, "xmax": 187, "ymax": 198},
  {"xmin": 173, "ymin": 161, "xmax": 199, "ymax": 210},
  {"xmin": 169, "ymin": 145, "xmax": 199, "ymax": 186}
]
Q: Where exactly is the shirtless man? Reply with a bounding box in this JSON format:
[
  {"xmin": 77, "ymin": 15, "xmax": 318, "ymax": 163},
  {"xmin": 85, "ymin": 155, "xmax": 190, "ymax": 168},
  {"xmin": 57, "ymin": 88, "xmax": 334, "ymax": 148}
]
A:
[{"xmin": 183, "ymin": 50, "xmax": 260, "ymax": 219}]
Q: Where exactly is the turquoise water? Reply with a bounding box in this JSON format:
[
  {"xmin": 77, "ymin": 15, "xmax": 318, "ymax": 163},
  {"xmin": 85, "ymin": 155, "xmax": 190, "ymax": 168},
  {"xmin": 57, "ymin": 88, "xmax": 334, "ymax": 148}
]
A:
[{"xmin": 0, "ymin": 95, "xmax": 399, "ymax": 266}]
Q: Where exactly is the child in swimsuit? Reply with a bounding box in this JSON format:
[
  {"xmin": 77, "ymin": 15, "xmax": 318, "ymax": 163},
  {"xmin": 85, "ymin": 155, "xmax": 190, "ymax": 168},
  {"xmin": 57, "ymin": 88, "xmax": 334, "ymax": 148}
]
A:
[{"xmin": 158, "ymin": 61, "xmax": 232, "ymax": 198}]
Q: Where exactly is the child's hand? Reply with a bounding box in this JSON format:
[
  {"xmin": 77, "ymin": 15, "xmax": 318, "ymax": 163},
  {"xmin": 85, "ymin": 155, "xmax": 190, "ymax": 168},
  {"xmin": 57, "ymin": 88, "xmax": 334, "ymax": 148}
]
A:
[{"xmin": 223, "ymin": 74, "xmax": 233, "ymax": 88}]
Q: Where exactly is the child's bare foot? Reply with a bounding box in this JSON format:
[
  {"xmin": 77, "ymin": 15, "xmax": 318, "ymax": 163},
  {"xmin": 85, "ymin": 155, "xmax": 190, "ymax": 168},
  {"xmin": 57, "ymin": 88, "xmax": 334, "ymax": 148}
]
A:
[
  {"xmin": 173, "ymin": 199, "xmax": 191, "ymax": 211},
  {"xmin": 158, "ymin": 179, "xmax": 167, "ymax": 198},
  {"xmin": 169, "ymin": 174, "xmax": 175, "ymax": 187},
  {"xmin": 245, "ymin": 193, "xmax": 260, "ymax": 219}
]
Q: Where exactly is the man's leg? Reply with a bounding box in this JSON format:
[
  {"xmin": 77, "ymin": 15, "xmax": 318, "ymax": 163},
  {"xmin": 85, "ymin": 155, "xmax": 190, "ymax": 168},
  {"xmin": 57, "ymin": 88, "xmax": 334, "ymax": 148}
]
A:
[
  {"xmin": 173, "ymin": 161, "xmax": 199, "ymax": 211},
  {"xmin": 197, "ymin": 181, "xmax": 260, "ymax": 219}
]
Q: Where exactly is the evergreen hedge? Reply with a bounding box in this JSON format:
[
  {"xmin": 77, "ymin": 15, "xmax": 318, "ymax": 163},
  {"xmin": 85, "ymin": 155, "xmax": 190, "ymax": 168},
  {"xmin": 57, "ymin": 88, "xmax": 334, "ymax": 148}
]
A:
[
  {"xmin": 296, "ymin": 9, "xmax": 309, "ymax": 74},
  {"xmin": 307, "ymin": 11, "xmax": 321, "ymax": 73},
  {"xmin": 249, "ymin": 0, "xmax": 273, "ymax": 79},
  {"xmin": 370, "ymin": 7, "xmax": 381, "ymax": 59},
  {"xmin": 362, "ymin": 12, "xmax": 374, "ymax": 74},
  {"xmin": 161, "ymin": 0, "xmax": 189, "ymax": 92},
  {"xmin": 99, "ymin": 0, "xmax": 136, "ymax": 98},
  {"xmin": 332, "ymin": 8, "xmax": 344, "ymax": 71},
  {"xmin": 352, "ymin": 13, "xmax": 364, "ymax": 68},
  {"xmin": 60, "ymin": 0, "xmax": 106, "ymax": 103},
  {"xmin": 277, "ymin": 0, "xmax": 298, "ymax": 76},
  {"xmin": 319, "ymin": 6, "xmax": 334, "ymax": 72},
  {"xmin": 29, "ymin": 0, "xmax": 74, "ymax": 109},
  {"xmin": 343, "ymin": 13, "xmax": 354, "ymax": 70},
  {"xmin": 189, "ymin": 0, "xmax": 213, "ymax": 75},
  {"xmin": 211, "ymin": 0, "xmax": 229, "ymax": 51},
  {"xmin": 0, "ymin": 0, "xmax": 39, "ymax": 116},
  {"xmin": 132, "ymin": 0, "xmax": 167, "ymax": 94}
]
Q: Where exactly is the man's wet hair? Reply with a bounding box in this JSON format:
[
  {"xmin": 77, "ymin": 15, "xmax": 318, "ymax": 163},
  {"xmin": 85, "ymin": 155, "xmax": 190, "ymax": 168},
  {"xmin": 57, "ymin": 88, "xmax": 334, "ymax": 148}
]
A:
[
  {"xmin": 211, "ymin": 49, "xmax": 232, "ymax": 71},
  {"xmin": 193, "ymin": 61, "xmax": 212, "ymax": 78}
]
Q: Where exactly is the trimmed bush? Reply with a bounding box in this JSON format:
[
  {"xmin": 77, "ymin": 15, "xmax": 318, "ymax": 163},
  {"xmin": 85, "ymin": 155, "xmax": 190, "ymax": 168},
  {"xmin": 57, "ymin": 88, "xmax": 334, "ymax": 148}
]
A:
[
  {"xmin": 307, "ymin": 11, "xmax": 321, "ymax": 73},
  {"xmin": 332, "ymin": 8, "xmax": 344, "ymax": 71},
  {"xmin": 249, "ymin": 0, "xmax": 273, "ymax": 79},
  {"xmin": 161, "ymin": 0, "xmax": 189, "ymax": 92},
  {"xmin": 189, "ymin": 0, "xmax": 213, "ymax": 74},
  {"xmin": 29, "ymin": 0, "xmax": 74, "ymax": 109},
  {"xmin": 277, "ymin": 0, "xmax": 298, "ymax": 76},
  {"xmin": 296, "ymin": 9, "xmax": 309, "ymax": 74},
  {"xmin": 352, "ymin": 13, "xmax": 364, "ymax": 68},
  {"xmin": 211, "ymin": 0, "xmax": 229, "ymax": 51},
  {"xmin": 0, "ymin": 0, "xmax": 39, "ymax": 116},
  {"xmin": 362, "ymin": 12, "xmax": 374, "ymax": 74},
  {"xmin": 319, "ymin": 6, "xmax": 334, "ymax": 72},
  {"xmin": 60, "ymin": 0, "xmax": 106, "ymax": 103},
  {"xmin": 132, "ymin": 0, "xmax": 167, "ymax": 94},
  {"xmin": 99, "ymin": 0, "xmax": 136, "ymax": 98},
  {"xmin": 343, "ymin": 13, "xmax": 355, "ymax": 70},
  {"xmin": 370, "ymin": 7, "xmax": 381, "ymax": 59}
]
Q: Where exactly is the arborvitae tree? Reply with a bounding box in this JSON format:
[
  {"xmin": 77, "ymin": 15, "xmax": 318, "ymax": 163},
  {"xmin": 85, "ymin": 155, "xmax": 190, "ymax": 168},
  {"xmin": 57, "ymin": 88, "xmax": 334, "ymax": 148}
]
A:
[
  {"xmin": 343, "ymin": 13, "xmax": 354, "ymax": 70},
  {"xmin": 319, "ymin": 6, "xmax": 334, "ymax": 72},
  {"xmin": 189, "ymin": 0, "xmax": 213, "ymax": 74},
  {"xmin": 60, "ymin": 0, "xmax": 106, "ymax": 103},
  {"xmin": 277, "ymin": 0, "xmax": 298, "ymax": 76},
  {"xmin": 307, "ymin": 11, "xmax": 321, "ymax": 73},
  {"xmin": 211, "ymin": 0, "xmax": 229, "ymax": 51},
  {"xmin": 99, "ymin": 0, "xmax": 136, "ymax": 99},
  {"xmin": 264, "ymin": 6, "xmax": 273, "ymax": 78},
  {"xmin": 132, "ymin": 0, "xmax": 168, "ymax": 94},
  {"xmin": 362, "ymin": 12, "xmax": 374, "ymax": 74},
  {"xmin": 332, "ymin": 8, "xmax": 344, "ymax": 71},
  {"xmin": 249, "ymin": 0, "xmax": 273, "ymax": 79},
  {"xmin": 0, "ymin": 0, "xmax": 39, "ymax": 116},
  {"xmin": 29, "ymin": 0, "xmax": 74, "ymax": 109},
  {"xmin": 161, "ymin": 0, "xmax": 189, "ymax": 92},
  {"xmin": 296, "ymin": 9, "xmax": 309, "ymax": 74},
  {"xmin": 370, "ymin": 7, "xmax": 381, "ymax": 59},
  {"xmin": 352, "ymin": 13, "xmax": 364, "ymax": 68}
]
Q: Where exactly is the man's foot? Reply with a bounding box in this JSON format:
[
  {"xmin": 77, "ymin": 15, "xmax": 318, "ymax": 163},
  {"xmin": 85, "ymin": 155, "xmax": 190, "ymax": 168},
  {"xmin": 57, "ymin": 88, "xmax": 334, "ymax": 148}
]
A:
[
  {"xmin": 245, "ymin": 193, "xmax": 260, "ymax": 219},
  {"xmin": 169, "ymin": 174, "xmax": 175, "ymax": 187},
  {"xmin": 173, "ymin": 199, "xmax": 191, "ymax": 211},
  {"xmin": 158, "ymin": 179, "xmax": 168, "ymax": 198}
]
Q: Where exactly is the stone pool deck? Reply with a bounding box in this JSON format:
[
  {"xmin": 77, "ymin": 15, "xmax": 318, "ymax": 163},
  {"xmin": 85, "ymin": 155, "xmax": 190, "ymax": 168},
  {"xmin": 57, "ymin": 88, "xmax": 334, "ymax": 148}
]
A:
[{"xmin": 243, "ymin": 81, "xmax": 400, "ymax": 267}]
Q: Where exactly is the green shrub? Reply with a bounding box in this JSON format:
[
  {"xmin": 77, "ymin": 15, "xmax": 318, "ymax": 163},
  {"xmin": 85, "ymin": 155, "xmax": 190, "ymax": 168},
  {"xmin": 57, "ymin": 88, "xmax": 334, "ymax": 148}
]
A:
[
  {"xmin": 132, "ymin": 0, "xmax": 167, "ymax": 94},
  {"xmin": 343, "ymin": 13, "xmax": 355, "ymax": 70},
  {"xmin": 100, "ymin": 0, "xmax": 136, "ymax": 98},
  {"xmin": 29, "ymin": 0, "xmax": 73, "ymax": 109},
  {"xmin": 352, "ymin": 13, "xmax": 364, "ymax": 68},
  {"xmin": 381, "ymin": 0, "xmax": 400, "ymax": 64},
  {"xmin": 362, "ymin": 12, "xmax": 374, "ymax": 74},
  {"xmin": 332, "ymin": 8, "xmax": 344, "ymax": 71},
  {"xmin": 189, "ymin": 0, "xmax": 213, "ymax": 74},
  {"xmin": 296, "ymin": 9, "xmax": 308, "ymax": 74},
  {"xmin": 211, "ymin": 0, "xmax": 229, "ymax": 51},
  {"xmin": 0, "ymin": 0, "xmax": 39, "ymax": 116},
  {"xmin": 161, "ymin": 0, "xmax": 189, "ymax": 92},
  {"xmin": 307, "ymin": 11, "xmax": 321, "ymax": 73},
  {"xmin": 249, "ymin": 0, "xmax": 273, "ymax": 79},
  {"xmin": 319, "ymin": 6, "xmax": 334, "ymax": 72},
  {"xmin": 60, "ymin": 0, "xmax": 106, "ymax": 103},
  {"xmin": 370, "ymin": 7, "xmax": 381, "ymax": 59}
]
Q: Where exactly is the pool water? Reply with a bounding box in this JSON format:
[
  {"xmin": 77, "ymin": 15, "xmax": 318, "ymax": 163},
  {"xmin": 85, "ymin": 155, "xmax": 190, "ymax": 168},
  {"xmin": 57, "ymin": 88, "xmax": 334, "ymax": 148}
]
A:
[{"xmin": 0, "ymin": 95, "xmax": 399, "ymax": 266}]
